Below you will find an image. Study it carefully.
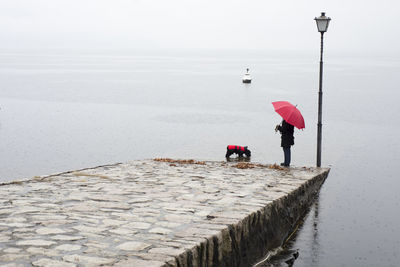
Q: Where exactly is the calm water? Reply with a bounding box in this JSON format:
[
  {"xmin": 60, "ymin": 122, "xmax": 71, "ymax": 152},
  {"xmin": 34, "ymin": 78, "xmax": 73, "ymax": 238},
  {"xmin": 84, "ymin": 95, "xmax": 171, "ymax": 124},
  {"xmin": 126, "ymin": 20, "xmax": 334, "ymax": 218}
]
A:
[{"xmin": 0, "ymin": 49, "xmax": 399, "ymax": 266}]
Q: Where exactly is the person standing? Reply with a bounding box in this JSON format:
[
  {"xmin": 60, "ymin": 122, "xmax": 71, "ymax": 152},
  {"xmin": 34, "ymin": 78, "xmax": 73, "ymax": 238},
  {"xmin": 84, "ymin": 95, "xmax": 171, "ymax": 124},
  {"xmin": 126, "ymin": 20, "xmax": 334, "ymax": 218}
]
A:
[{"xmin": 275, "ymin": 119, "xmax": 294, "ymax": 167}]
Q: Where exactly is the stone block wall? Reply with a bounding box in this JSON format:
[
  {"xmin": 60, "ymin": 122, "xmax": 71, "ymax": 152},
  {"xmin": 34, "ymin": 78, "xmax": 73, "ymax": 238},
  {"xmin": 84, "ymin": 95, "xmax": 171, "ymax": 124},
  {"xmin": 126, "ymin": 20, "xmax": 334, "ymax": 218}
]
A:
[{"xmin": 166, "ymin": 170, "xmax": 329, "ymax": 267}]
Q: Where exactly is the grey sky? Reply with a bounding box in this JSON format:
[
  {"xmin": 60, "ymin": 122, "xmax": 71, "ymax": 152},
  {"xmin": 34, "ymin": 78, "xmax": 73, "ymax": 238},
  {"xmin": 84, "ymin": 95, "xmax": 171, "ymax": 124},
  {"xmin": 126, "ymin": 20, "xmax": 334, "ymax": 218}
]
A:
[{"xmin": 1, "ymin": 0, "xmax": 399, "ymax": 53}]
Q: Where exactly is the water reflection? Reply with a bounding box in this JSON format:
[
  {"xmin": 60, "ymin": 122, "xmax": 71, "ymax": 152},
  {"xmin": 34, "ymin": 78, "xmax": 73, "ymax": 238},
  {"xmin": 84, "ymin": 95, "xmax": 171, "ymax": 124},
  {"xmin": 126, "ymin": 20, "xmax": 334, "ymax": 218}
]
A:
[{"xmin": 310, "ymin": 199, "xmax": 320, "ymax": 266}]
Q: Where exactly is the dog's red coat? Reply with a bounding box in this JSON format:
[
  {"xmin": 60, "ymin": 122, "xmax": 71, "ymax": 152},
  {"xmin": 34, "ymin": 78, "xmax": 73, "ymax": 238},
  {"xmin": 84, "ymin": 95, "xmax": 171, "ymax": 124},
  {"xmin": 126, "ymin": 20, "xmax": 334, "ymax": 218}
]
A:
[{"xmin": 227, "ymin": 145, "xmax": 245, "ymax": 151}]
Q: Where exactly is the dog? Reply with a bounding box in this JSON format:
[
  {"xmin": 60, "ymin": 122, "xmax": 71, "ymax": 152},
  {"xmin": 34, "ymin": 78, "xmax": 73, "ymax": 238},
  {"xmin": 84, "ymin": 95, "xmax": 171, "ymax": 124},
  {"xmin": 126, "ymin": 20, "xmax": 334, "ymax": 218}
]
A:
[{"xmin": 225, "ymin": 145, "xmax": 251, "ymax": 158}]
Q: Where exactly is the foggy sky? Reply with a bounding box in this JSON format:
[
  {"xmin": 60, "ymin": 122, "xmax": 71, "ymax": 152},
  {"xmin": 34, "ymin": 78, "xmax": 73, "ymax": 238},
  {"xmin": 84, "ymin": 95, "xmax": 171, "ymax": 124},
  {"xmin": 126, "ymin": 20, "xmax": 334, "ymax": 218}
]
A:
[{"xmin": 1, "ymin": 0, "xmax": 399, "ymax": 53}]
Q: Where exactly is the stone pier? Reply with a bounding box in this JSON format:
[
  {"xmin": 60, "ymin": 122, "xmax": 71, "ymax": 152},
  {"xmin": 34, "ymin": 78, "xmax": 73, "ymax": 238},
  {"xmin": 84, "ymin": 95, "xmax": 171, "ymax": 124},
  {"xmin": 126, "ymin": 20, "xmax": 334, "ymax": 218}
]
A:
[{"xmin": 0, "ymin": 159, "xmax": 329, "ymax": 267}]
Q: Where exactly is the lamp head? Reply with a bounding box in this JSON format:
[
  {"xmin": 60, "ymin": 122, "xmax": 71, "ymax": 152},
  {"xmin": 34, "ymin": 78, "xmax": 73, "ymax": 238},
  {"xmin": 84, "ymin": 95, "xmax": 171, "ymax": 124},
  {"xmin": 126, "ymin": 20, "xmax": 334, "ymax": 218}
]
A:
[{"xmin": 315, "ymin": 12, "xmax": 331, "ymax": 33}]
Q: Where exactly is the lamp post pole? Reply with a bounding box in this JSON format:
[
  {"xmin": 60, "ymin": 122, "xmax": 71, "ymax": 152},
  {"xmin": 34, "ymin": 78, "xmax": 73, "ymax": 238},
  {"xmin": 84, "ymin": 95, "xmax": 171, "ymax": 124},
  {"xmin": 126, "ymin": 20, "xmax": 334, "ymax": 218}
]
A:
[
  {"xmin": 315, "ymin": 12, "xmax": 331, "ymax": 167},
  {"xmin": 316, "ymin": 31, "xmax": 324, "ymax": 168}
]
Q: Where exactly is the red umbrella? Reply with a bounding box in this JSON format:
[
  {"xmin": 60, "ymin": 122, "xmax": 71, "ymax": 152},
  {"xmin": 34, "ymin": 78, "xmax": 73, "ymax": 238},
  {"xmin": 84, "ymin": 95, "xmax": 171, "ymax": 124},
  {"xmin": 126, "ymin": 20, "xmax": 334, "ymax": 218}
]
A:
[{"xmin": 272, "ymin": 101, "xmax": 305, "ymax": 129}]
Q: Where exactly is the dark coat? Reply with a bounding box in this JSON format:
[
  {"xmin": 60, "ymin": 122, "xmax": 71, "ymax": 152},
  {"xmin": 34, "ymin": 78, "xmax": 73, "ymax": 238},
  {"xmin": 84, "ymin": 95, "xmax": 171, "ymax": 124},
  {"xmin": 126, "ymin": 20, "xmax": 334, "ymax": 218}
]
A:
[{"xmin": 277, "ymin": 120, "xmax": 294, "ymax": 148}]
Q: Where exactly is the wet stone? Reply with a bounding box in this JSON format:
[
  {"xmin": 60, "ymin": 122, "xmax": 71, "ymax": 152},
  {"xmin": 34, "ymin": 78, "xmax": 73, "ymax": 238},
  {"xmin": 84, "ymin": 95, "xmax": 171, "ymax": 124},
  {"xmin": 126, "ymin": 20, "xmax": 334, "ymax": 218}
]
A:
[
  {"xmin": 16, "ymin": 239, "xmax": 56, "ymax": 247},
  {"xmin": 0, "ymin": 263, "xmax": 25, "ymax": 267},
  {"xmin": 72, "ymin": 225, "xmax": 107, "ymax": 233},
  {"xmin": 155, "ymin": 221, "xmax": 181, "ymax": 228},
  {"xmin": 55, "ymin": 244, "xmax": 82, "ymax": 251},
  {"xmin": 50, "ymin": 235, "xmax": 85, "ymax": 241},
  {"xmin": 149, "ymin": 227, "xmax": 172, "ymax": 235},
  {"xmin": 0, "ymin": 254, "xmax": 30, "ymax": 261},
  {"xmin": 26, "ymin": 247, "xmax": 60, "ymax": 257},
  {"xmin": 32, "ymin": 258, "xmax": 77, "ymax": 267},
  {"xmin": 3, "ymin": 248, "xmax": 22, "ymax": 253},
  {"xmin": 174, "ymin": 227, "xmax": 220, "ymax": 238},
  {"xmin": 62, "ymin": 254, "xmax": 115, "ymax": 266},
  {"xmin": 0, "ymin": 209, "xmax": 13, "ymax": 215},
  {"xmin": 130, "ymin": 252, "xmax": 175, "ymax": 263},
  {"xmin": 148, "ymin": 247, "xmax": 186, "ymax": 256},
  {"xmin": 13, "ymin": 207, "xmax": 42, "ymax": 214},
  {"xmin": 3, "ymin": 217, "xmax": 27, "ymax": 223},
  {"xmin": 113, "ymin": 258, "xmax": 164, "ymax": 267},
  {"xmin": 0, "ymin": 236, "xmax": 11, "ymax": 242},
  {"xmin": 36, "ymin": 227, "xmax": 68, "ymax": 235},
  {"xmin": 0, "ymin": 222, "xmax": 33, "ymax": 228},
  {"xmin": 116, "ymin": 241, "xmax": 152, "ymax": 251},
  {"xmin": 109, "ymin": 228, "xmax": 138, "ymax": 235},
  {"xmin": 125, "ymin": 222, "xmax": 152, "ymax": 230},
  {"xmin": 31, "ymin": 215, "xmax": 67, "ymax": 221},
  {"xmin": 102, "ymin": 219, "xmax": 126, "ymax": 226}
]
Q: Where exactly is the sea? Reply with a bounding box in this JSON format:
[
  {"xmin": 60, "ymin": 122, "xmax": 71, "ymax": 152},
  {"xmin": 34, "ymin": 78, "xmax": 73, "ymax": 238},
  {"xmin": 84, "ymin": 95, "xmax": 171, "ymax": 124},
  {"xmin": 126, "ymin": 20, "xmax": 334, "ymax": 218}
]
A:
[{"xmin": 0, "ymin": 49, "xmax": 399, "ymax": 266}]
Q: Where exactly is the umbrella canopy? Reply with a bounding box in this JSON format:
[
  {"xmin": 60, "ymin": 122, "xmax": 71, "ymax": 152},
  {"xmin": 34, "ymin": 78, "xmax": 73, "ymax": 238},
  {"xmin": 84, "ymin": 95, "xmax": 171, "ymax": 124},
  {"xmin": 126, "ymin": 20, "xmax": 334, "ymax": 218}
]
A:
[{"xmin": 272, "ymin": 101, "xmax": 305, "ymax": 129}]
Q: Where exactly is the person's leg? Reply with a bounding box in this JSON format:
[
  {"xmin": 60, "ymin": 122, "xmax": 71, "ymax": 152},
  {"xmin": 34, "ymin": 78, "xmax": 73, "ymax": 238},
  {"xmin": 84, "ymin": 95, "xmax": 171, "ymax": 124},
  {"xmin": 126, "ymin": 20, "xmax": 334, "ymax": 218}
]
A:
[
  {"xmin": 281, "ymin": 147, "xmax": 287, "ymax": 166},
  {"xmin": 283, "ymin": 147, "xmax": 291, "ymax": 166}
]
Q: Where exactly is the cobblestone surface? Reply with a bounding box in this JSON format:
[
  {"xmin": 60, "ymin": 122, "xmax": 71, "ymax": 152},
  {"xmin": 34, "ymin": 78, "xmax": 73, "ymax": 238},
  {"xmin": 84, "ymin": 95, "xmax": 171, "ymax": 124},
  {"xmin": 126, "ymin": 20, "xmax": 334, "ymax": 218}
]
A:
[{"xmin": 0, "ymin": 160, "xmax": 329, "ymax": 266}]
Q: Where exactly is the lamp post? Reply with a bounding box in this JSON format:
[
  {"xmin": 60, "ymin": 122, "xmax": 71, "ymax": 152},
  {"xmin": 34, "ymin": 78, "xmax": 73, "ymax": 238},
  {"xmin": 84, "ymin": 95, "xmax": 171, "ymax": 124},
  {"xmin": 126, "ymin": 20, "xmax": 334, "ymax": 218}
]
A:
[{"xmin": 315, "ymin": 12, "xmax": 331, "ymax": 167}]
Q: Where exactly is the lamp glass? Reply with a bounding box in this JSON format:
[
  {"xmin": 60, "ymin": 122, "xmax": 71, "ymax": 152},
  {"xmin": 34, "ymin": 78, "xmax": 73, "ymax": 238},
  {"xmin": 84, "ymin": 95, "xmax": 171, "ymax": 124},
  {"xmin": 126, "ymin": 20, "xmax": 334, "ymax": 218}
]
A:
[
  {"xmin": 316, "ymin": 19, "xmax": 329, "ymax": 32},
  {"xmin": 315, "ymin": 13, "xmax": 331, "ymax": 33}
]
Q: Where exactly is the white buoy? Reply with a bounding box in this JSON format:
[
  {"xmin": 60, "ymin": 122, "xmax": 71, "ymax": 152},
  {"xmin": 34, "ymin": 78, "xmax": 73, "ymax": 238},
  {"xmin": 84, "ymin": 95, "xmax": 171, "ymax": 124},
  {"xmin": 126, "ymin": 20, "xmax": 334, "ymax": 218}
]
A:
[{"xmin": 242, "ymin": 68, "xmax": 252, "ymax": 83}]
